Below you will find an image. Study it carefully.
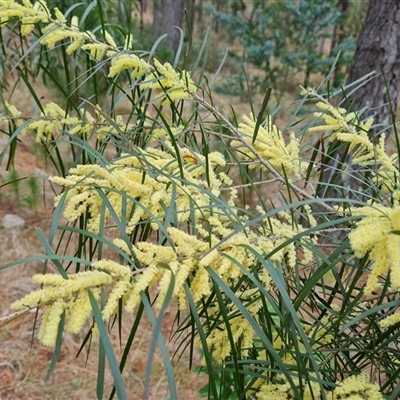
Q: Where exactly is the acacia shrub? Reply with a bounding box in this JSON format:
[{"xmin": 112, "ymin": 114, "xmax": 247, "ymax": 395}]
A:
[{"xmin": 1, "ymin": 1, "xmax": 400, "ymax": 399}]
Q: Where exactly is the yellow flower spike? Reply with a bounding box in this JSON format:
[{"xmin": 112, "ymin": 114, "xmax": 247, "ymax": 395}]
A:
[
  {"xmin": 204, "ymin": 290, "xmax": 263, "ymax": 364},
  {"xmin": 257, "ymin": 372, "xmax": 321, "ymax": 400},
  {"xmin": 379, "ymin": 311, "xmax": 400, "ymax": 328},
  {"xmin": 153, "ymin": 59, "xmax": 178, "ymax": 84},
  {"xmin": 33, "ymin": 273, "xmax": 68, "ymax": 286},
  {"xmin": 11, "ymin": 287, "xmax": 66, "ymax": 310},
  {"xmin": 332, "ymin": 374, "xmax": 384, "ymax": 400},
  {"xmin": 40, "ymin": 27, "xmax": 72, "ymax": 49},
  {"xmin": 345, "ymin": 111, "xmax": 357, "ymax": 122},
  {"xmin": 37, "ymin": 305, "xmax": 51, "ymax": 343},
  {"xmin": 65, "ymin": 270, "xmax": 113, "ymax": 291},
  {"xmin": 168, "ymin": 227, "xmax": 208, "ymax": 257},
  {"xmin": 5, "ymin": 101, "xmax": 22, "ymax": 119},
  {"xmin": 387, "ymin": 233, "xmax": 400, "ymax": 290},
  {"xmin": 38, "ymin": 300, "xmax": 65, "ymax": 347},
  {"xmin": 232, "ymin": 114, "xmax": 301, "ymax": 177},
  {"xmin": 49, "ymin": 175, "xmax": 80, "ymax": 188},
  {"xmin": 308, "ymin": 97, "xmax": 399, "ymax": 190},
  {"xmin": 53, "ymin": 7, "xmax": 65, "ymax": 23},
  {"xmin": 142, "ymin": 58, "xmax": 196, "ymax": 103},
  {"xmin": 66, "ymin": 289, "xmax": 96, "ymax": 334},
  {"xmin": 0, "ymin": 0, "xmax": 50, "ymax": 25},
  {"xmin": 92, "ymin": 259, "xmax": 131, "ymax": 278},
  {"xmin": 112, "ymin": 238, "xmax": 132, "ymax": 255},
  {"xmin": 104, "ymin": 31, "xmax": 117, "ymax": 48},
  {"xmin": 63, "ymin": 191, "xmax": 91, "ymax": 221},
  {"xmin": 71, "ymin": 15, "xmax": 79, "ymax": 28},
  {"xmin": 155, "ymin": 261, "xmax": 178, "ymax": 309},
  {"xmin": 108, "ymin": 53, "xmax": 150, "ymax": 79},
  {"xmin": 123, "ymin": 285, "xmax": 142, "ymax": 312},
  {"xmin": 20, "ymin": 19, "xmax": 36, "ymax": 36},
  {"xmin": 101, "ymin": 280, "xmax": 132, "ymax": 320},
  {"xmin": 177, "ymin": 263, "xmax": 196, "ymax": 307},
  {"xmin": 130, "ymin": 265, "xmax": 160, "ymax": 293},
  {"xmin": 190, "ymin": 266, "xmax": 211, "ymax": 302},
  {"xmin": 349, "ymin": 205, "xmax": 400, "ymax": 293},
  {"xmin": 362, "ymin": 117, "xmax": 374, "ymax": 132},
  {"xmin": 12, "ymin": 269, "xmax": 115, "ymax": 313},
  {"xmin": 124, "ymin": 266, "xmax": 162, "ymax": 312},
  {"xmin": 199, "ymin": 249, "xmax": 219, "ymax": 268},
  {"xmin": 84, "ymin": 43, "xmax": 108, "ymax": 61},
  {"xmin": 33, "ymin": 0, "xmax": 50, "ymax": 15},
  {"xmin": 66, "ymin": 38, "xmax": 84, "ymax": 54}
]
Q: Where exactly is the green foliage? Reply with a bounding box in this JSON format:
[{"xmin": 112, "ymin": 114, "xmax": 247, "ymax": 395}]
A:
[
  {"xmin": 7, "ymin": 169, "xmax": 20, "ymax": 199},
  {"xmin": 1, "ymin": 1, "xmax": 400, "ymax": 400},
  {"xmin": 211, "ymin": 0, "xmax": 356, "ymax": 96},
  {"xmin": 1, "ymin": 170, "xmax": 40, "ymax": 210},
  {"xmin": 24, "ymin": 175, "xmax": 40, "ymax": 209}
]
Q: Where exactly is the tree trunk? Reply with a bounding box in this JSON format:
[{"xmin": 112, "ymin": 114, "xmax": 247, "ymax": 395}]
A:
[
  {"xmin": 330, "ymin": 0, "xmax": 350, "ymax": 55},
  {"xmin": 197, "ymin": 0, "xmax": 203, "ymax": 24},
  {"xmin": 214, "ymin": 0, "xmax": 220, "ymax": 33},
  {"xmin": 187, "ymin": 0, "xmax": 195, "ymax": 33},
  {"xmin": 346, "ymin": 0, "xmax": 400, "ymax": 134},
  {"xmin": 320, "ymin": 0, "xmax": 400, "ymax": 222},
  {"xmin": 139, "ymin": 0, "xmax": 147, "ymax": 13},
  {"xmin": 330, "ymin": 0, "xmax": 350, "ymax": 86},
  {"xmin": 159, "ymin": 0, "xmax": 185, "ymax": 56},
  {"xmin": 153, "ymin": 0, "xmax": 162, "ymax": 35}
]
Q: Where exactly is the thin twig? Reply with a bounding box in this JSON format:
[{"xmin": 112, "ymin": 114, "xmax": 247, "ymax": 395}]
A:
[
  {"xmin": 0, "ymin": 308, "xmax": 31, "ymax": 323},
  {"xmin": 220, "ymin": 177, "xmax": 281, "ymax": 190}
]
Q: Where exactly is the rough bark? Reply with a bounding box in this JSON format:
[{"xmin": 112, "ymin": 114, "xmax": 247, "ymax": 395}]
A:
[
  {"xmin": 153, "ymin": 0, "xmax": 162, "ymax": 35},
  {"xmin": 139, "ymin": 0, "xmax": 147, "ymax": 13},
  {"xmin": 346, "ymin": 0, "xmax": 400, "ymax": 133},
  {"xmin": 159, "ymin": 0, "xmax": 185, "ymax": 56},
  {"xmin": 320, "ymin": 0, "xmax": 400, "ymax": 232}
]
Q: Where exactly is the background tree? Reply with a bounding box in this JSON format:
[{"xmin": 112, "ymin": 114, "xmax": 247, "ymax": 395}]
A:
[
  {"xmin": 330, "ymin": 0, "xmax": 349, "ymax": 54},
  {"xmin": 345, "ymin": 0, "xmax": 400, "ymax": 134},
  {"xmin": 330, "ymin": 0, "xmax": 350, "ymax": 86},
  {"xmin": 158, "ymin": 0, "xmax": 185, "ymax": 56},
  {"xmin": 153, "ymin": 0, "xmax": 162, "ymax": 36},
  {"xmin": 321, "ymin": 0, "xmax": 400, "ymax": 205},
  {"xmin": 211, "ymin": 0, "xmax": 352, "ymax": 97}
]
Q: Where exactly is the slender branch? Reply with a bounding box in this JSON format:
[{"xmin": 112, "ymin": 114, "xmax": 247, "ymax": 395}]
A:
[
  {"xmin": 0, "ymin": 308, "xmax": 31, "ymax": 323},
  {"xmin": 220, "ymin": 177, "xmax": 281, "ymax": 190}
]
